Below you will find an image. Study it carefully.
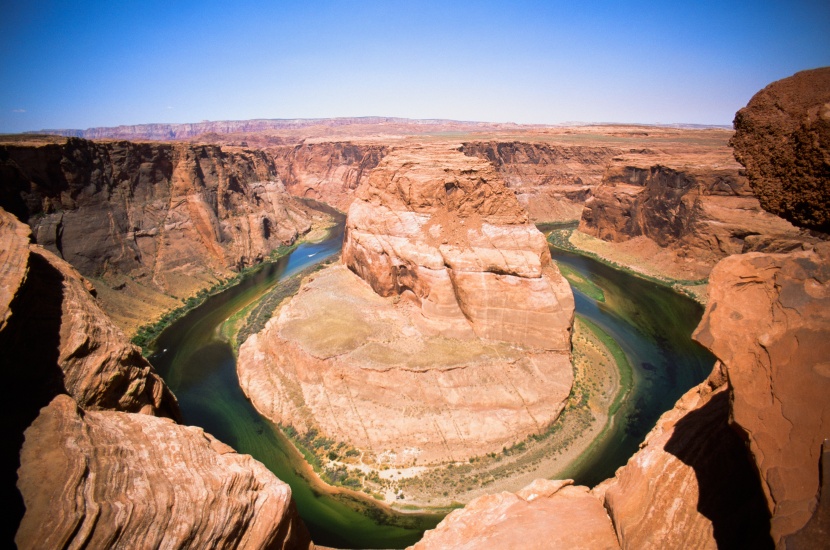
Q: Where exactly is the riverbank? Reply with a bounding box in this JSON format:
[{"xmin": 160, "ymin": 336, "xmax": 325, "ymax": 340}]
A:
[
  {"xmin": 131, "ymin": 217, "xmax": 337, "ymax": 355},
  {"xmin": 544, "ymin": 225, "xmax": 709, "ymax": 305},
  {"xmin": 254, "ymin": 314, "xmax": 630, "ymax": 512}
]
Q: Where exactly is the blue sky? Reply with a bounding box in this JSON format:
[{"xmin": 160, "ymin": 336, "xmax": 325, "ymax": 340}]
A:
[{"xmin": 1, "ymin": 1, "xmax": 828, "ymax": 132}]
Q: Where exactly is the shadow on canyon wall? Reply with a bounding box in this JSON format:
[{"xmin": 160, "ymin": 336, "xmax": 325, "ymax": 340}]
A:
[
  {"xmin": 664, "ymin": 390, "xmax": 773, "ymax": 549},
  {"xmin": 0, "ymin": 254, "xmax": 67, "ymax": 543}
]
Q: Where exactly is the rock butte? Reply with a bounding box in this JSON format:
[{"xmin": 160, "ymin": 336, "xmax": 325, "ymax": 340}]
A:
[{"xmin": 238, "ymin": 145, "xmax": 575, "ymax": 467}]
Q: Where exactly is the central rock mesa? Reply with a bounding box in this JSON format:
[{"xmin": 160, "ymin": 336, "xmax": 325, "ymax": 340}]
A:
[{"xmin": 238, "ymin": 146, "xmax": 575, "ymax": 467}]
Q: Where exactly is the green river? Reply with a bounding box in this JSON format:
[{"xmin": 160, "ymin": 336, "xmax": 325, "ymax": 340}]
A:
[{"xmin": 149, "ymin": 217, "xmax": 715, "ymax": 548}]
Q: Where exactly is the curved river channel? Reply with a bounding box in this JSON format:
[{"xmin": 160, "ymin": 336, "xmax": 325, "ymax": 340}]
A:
[{"xmin": 149, "ymin": 219, "xmax": 715, "ymax": 549}]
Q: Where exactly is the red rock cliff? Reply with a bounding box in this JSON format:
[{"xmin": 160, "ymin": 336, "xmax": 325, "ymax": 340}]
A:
[{"xmin": 0, "ymin": 137, "xmax": 318, "ymax": 331}]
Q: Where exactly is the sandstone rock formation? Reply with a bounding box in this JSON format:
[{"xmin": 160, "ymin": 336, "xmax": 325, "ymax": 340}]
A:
[
  {"xmin": 238, "ymin": 145, "xmax": 575, "ymax": 467},
  {"xmin": 579, "ymin": 163, "xmax": 812, "ymax": 272},
  {"xmin": 270, "ymin": 141, "xmax": 387, "ymax": 211},
  {"xmin": 0, "ymin": 137, "xmax": 319, "ymax": 331},
  {"xmin": 731, "ymin": 67, "xmax": 830, "ymax": 233},
  {"xmin": 342, "ymin": 145, "xmax": 574, "ymax": 349},
  {"xmin": 239, "ymin": 265, "xmax": 573, "ymax": 465},
  {"xmin": 461, "ymin": 141, "xmax": 616, "ymax": 223},
  {"xmin": 409, "ymin": 479, "xmax": 620, "ymax": 550},
  {"xmin": 17, "ymin": 394, "xmax": 310, "ymax": 550},
  {"xmin": 0, "ymin": 207, "xmax": 179, "ymax": 419},
  {"xmin": 693, "ymin": 244, "xmax": 830, "ymax": 544},
  {"xmin": 596, "ymin": 362, "xmax": 772, "ymax": 549}
]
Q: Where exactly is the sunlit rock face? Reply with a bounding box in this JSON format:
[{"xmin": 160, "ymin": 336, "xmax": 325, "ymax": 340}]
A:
[
  {"xmin": 693, "ymin": 243, "xmax": 830, "ymax": 544},
  {"xmin": 342, "ymin": 145, "xmax": 574, "ymax": 350},
  {"xmin": 0, "ymin": 138, "xmax": 317, "ymax": 332},
  {"xmin": 16, "ymin": 395, "xmax": 311, "ymax": 550},
  {"xmin": 238, "ymin": 145, "xmax": 575, "ymax": 467}
]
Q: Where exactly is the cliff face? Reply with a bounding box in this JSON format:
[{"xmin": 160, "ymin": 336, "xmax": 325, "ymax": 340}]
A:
[
  {"xmin": 343, "ymin": 145, "xmax": 574, "ymax": 349},
  {"xmin": 461, "ymin": 141, "xmax": 616, "ymax": 223},
  {"xmin": 731, "ymin": 67, "xmax": 830, "ymax": 233},
  {"xmin": 270, "ymin": 141, "xmax": 387, "ymax": 211},
  {"xmin": 579, "ymin": 163, "xmax": 811, "ymax": 269},
  {"xmin": 0, "ymin": 138, "xmax": 317, "ymax": 331},
  {"xmin": 1, "ymin": 206, "xmax": 310, "ymax": 548},
  {"xmin": 693, "ymin": 244, "xmax": 830, "ymax": 544}
]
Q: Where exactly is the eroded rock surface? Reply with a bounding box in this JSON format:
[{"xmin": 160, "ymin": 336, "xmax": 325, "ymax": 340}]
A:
[
  {"xmin": 238, "ymin": 145, "xmax": 574, "ymax": 467},
  {"xmin": 239, "ymin": 265, "xmax": 572, "ymax": 465},
  {"xmin": 409, "ymin": 479, "xmax": 620, "ymax": 550},
  {"xmin": 342, "ymin": 145, "xmax": 574, "ymax": 349},
  {"xmin": 0, "ymin": 138, "xmax": 319, "ymax": 331},
  {"xmin": 461, "ymin": 141, "xmax": 615, "ymax": 223},
  {"xmin": 731, "ymin": 67, "xmax": 830, "ymax": 233},
  {"xmin": 597, "ymin": 363, "xmax": 772, "ymax": 549},
  {"xmin": 16, "ymin": 395, "xmax": 310, "ymax": 550},
  {"xmin": 693, "ymin": 244, "xmax": 830, "ymax": 543},
  {"xmin": 579, "ymin": 164, "xmax": 813, "ymax": 273},
  {"xmin": 270, "ymin": 141, "xmax": 387, "ymax": 211}
]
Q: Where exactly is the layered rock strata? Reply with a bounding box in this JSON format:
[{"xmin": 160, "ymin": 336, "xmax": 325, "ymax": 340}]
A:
[
  {"xmin": 409, "ymin": 479, "xmax": 620, "ymax": 550},
  {"xmin": 16, "ymin": 395, "xmax": 310, "ymax": 550},
  {"xmin": 579, "ymin": 163, "xmax": 812, "ymax": 271},
  {"xmin": 0, "ymin": 137, "xmax": 318, "ymax": 331},
  {"xmin": 461, "ymin": 141, "xmax": 616, "ymax": 223},
  {"xmin": 342, "ymin": 146, "xmax": 574, "ymax": 349},
  {"xmin": 731, "ymin": 67, "xmax": 830, "ymax": 233},
  {"xmin": 238, "ymin": 146, "xmax": 575, "ymax": 466},
  {"xmin": 1, "ymin": 207, "xmax": 311, "ymax": 548},
  {"xmin": 270, "ymin": 141, "xmax": 387, "ymax": 211}
]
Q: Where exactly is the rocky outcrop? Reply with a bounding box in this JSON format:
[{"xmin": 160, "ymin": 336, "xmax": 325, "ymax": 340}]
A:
[
  {"xmin": 596, "ymin": 363, "xmax": 772, "ymax": 549},
  {"xmin": 269, "ymin": 141, "xmax": 387, "ymax": 211},
  {"xmin": 693, "ymin": 244, "xmax": 830, "ymax": 544},
  {"xmin": 409, "ymin": 479, "xmax": 620, "ymax": 550},
  {"xmin": 579, "ymin": 164, "xmax": 813, "ymax": 270},
  {"xmin": 238, "ymin": 145, "xmax": 574, "ymax": 468},
  {"xmin": 461, "ymin": 141, "xmax": 616, "ymax": 223},
  {"xmin": 342, "ymin": 145, "xmax": 574, "ymax": 349},
  {"xmin": 17, "ymin": 394, "xmax": 310, "ymax": 550},
  {"xmin": 731, "ymin": 67, "xmax": 830, "ymax": 233},
  {"xmin": 0, "ymin": 207, "xmax": 179, "ymax": 418},
  {"xmin": 0, "ymin": 137, "xmax": 318, "ymax": 331}
]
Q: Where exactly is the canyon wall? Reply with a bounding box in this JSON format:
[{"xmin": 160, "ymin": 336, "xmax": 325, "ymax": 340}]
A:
[
  {"xmin": 0, "ymin": 137, "xmax": 319, "ymax": 331},
  {"xmin": 1, "ymin": 207, "xmax": 311, "ymax": 548},
  {"xmin": 461, "ymin": 141, "xmax": 616, "ymax": 222},
  {"xmin": 269, "ymin": 141, "xmax": 387, "ymax": 211},
  {"xmin": 578, "ymin": 163, "xmax": 811, "ymax": 270}
]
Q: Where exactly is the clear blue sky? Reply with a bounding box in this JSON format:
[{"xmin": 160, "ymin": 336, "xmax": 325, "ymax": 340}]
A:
[{"xmin": 2, "ymin": 1, "xmax": 828, "ymax": 132}]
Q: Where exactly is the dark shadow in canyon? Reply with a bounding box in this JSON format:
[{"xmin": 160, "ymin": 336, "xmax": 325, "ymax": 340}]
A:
[
  {"xmin": 0, "ymin": 252, "xmax": 67, "ymax": 545},
  {"xmin": 664, "ymin": 390, "xmax": 774, "ymax": 549}
]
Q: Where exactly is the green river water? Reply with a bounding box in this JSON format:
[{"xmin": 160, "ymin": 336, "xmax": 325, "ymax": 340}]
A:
[{"xmin": 149, "ymin": 219, "xmax": 715, "ymax": 548}]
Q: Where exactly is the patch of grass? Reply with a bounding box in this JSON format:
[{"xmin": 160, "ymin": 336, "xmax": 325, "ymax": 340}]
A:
[{"xmin": 557, "ymin": 263, "xmax": 605, "ymax": 302}]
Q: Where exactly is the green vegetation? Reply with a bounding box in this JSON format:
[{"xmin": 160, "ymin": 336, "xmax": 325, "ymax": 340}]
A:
[
  {"xmin": 557, "ymin": 263, "xmax": 605, "ymax": 302},
  {"xmin": 131, "ymin": 243, "xmax": 299, "ymax": 355},
  {"xmin": 575, "ymin": 315, "xmax": 632, "ymax": 416}
]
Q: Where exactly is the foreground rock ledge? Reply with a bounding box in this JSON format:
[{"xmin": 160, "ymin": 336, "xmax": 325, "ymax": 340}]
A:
[{"xmin": 17, "ymin": 395, "xmax": 311, "ymax": 550}]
